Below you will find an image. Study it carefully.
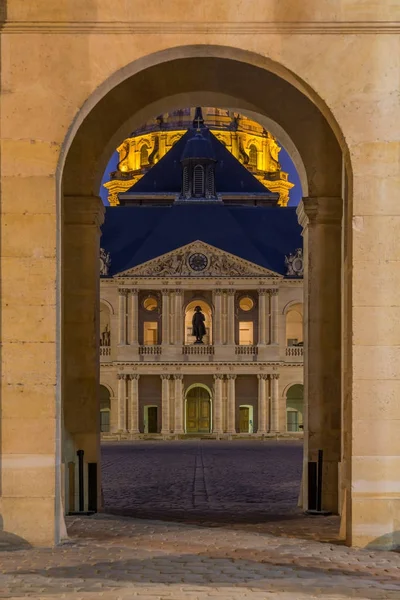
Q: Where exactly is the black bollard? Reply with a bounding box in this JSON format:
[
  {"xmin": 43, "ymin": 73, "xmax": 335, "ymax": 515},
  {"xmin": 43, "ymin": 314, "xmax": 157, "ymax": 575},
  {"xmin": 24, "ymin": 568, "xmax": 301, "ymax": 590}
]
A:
[
  {"xmin": 305, "ymin": 448, "xmax": 332, "ymax": 516},
  {"xmin": 68, "ymin": 449, "xmax": 96, "ymax": 516}
]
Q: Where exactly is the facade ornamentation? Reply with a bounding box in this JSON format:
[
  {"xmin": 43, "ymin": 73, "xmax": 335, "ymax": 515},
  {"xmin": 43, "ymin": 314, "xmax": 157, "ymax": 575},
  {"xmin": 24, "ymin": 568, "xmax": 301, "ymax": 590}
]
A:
[
  {"xmin": 100, "ymin": 247, "xmax": 111, "ymax": 276},
  {"xmin": 285, "ymin": 248, "xmax": 304, "ymax": 277},
  {"xmin": 120, "ymin": 242, "xmax": 276, "ymax": 278}
]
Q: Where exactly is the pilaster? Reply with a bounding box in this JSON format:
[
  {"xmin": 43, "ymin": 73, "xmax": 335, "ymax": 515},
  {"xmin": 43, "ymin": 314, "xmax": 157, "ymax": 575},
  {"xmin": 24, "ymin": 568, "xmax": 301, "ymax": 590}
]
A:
[
  {"xmin": 161, "ymin": 374, "xmax": 171, "ymax": 434},
  {"xmin": 173, "ymin": 375, "xmax": 184, "ymax": 434},
  {"xmin": 258, "ymin": 289, "xmax": 268, "ymax": 345},
  {"xmin": 227, "ymin": 375, "xmax": 237, "ymax": 434},
  {"xmin": 117, "ymin": 373, "xmax": 127, "ymax": 432},
  {"xmin": 297, "ymin": 196, "xmax": 343, "ymax": 513},
  {"xmin": 129, "ymin": 289, "xmax": 139, "ymax": 346},
  {"xmin": 257, "ymin": 374, "xmax": 268, "ymax": 434},
  {"xmin": 270, "ymin": 374, "xmax": 280, "ymax": 432},
  {"xmin": 213, "ymin": 289, "xmax": 223, "ymax": 345},
  {"xmin": 227, "ymin": 289, "xmax": 235, "ymax": 345},
  {"xmin": 118, "ymin": 289, "xmax": 129, "ymax": 346},
  {"xmin": 213, "ymin": 375, "xmax": 224, "ymax": 434},
  {"xmin": 128, "ymin": 374, "xmax": 140, "ymax": 434},
  {"xmin": 161, "ymin": 289, "xmax": 170, "ymax": 347},
  {"xmin": 269, "ymin": 289, "xmax": 279, "ymax": 345}
]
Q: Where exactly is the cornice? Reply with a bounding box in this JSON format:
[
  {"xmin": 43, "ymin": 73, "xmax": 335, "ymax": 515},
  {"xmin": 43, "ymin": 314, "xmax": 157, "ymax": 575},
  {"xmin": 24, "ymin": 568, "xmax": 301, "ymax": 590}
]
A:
[
  {"xmin": 1, "ymin": 21, "xmax": 399, "ymax": 35},
  {"xmin": 100, "ymin": 360, "xmax": 302, "ymax": 368}
]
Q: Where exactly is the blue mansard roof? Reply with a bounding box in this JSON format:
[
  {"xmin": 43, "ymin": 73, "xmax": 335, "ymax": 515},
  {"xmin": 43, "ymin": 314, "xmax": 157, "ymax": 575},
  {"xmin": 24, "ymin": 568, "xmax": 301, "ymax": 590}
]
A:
[
  {"xmin": 101, "ymin": 204, "xmax": 302, "ymax": 276},
  {"xmin": 119, "ymin": 128, "xmax": 273, "ymax": 198}
]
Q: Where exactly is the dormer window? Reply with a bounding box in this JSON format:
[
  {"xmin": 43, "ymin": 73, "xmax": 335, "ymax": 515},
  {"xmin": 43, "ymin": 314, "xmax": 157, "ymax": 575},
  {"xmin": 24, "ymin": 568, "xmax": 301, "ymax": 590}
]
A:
[{"xmin": 193, "ymin": 165, "xmax": 204, "ymax": 196}]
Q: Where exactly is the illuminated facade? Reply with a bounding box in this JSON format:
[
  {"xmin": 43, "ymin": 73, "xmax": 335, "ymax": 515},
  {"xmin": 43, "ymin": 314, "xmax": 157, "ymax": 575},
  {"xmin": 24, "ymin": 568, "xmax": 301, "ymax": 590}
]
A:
[
  {"xmin": 103, "ymin": 107, "xmax": 294, "ymax": 207},
  {"xmin": 99, "ymin": 120, "xmax": 303, "ymax": 439}
]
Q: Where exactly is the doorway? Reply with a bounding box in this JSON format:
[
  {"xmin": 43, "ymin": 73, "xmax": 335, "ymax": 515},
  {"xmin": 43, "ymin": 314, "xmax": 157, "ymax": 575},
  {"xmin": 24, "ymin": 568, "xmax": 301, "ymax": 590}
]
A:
[
  {"xmin": 239, "ymin": 404, "xmax": 254, "ymax": 433},
  {"xmin": 144, "ymin": 405, "xmax": 158, "ymax": 434},
  {"xmin": 185, "ymin": 386, "xmax": 211, "ymax": 433}
]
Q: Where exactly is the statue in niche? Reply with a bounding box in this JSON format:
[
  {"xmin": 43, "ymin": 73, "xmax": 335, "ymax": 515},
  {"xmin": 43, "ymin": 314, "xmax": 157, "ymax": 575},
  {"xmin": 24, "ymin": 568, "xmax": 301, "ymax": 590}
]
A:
[
  {"xmin": 192, "ymin": 306, "xmax": 206, "ymax": 344},
  {"xmin": 100, "ymin": 324, "xmax": 111, "ymax": 347}
]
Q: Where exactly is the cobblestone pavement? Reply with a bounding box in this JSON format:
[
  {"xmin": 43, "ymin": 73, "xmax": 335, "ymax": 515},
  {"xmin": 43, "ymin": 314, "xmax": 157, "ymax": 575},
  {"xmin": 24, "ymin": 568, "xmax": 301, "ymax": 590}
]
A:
[
  {"xmin": 101, "ymin": 440, "xmax": 304, "ymax": 523},
  {"xmin": 1, "ymin": 441, "xmax": 399, "ymax": 599}
]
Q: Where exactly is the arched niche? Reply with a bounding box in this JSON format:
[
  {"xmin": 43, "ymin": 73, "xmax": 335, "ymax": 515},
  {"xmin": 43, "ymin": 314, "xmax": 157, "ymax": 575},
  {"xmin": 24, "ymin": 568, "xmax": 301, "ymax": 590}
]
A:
[
  {"xmin": 185, "ymin": 300, "xmax": 213, "ymax": 345},
  {"xmin": 286, "ymin": 384, "xmax": 304, "ymax": 433},
  {"xmin": 285, "ymin": 302, "xmax": 303, "ymax": 346},
  {"xmin": 100, "ymin": 385, "xmax": 111, "ymax": 433},
  {"xmin": 100, "ymin": 301, "xmax": 111, "ymax": 347}
]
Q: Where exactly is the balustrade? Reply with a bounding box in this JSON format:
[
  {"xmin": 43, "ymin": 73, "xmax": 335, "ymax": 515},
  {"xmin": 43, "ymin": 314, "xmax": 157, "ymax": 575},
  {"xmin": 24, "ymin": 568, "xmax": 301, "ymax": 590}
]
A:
[
  {"xmin": 285, "ymin": 346, "xmax": 304, "ymax": 357},
  {"xmin": 139, "ymin": 345, "xmax": 162, "ymax": 355},
  {"xmin": 235, "ymin": 345, "xmax": 258, "ymax": 355},
  {"xmin": 182, "ymin": 345, "xmax": 214, "ymax": 355}
]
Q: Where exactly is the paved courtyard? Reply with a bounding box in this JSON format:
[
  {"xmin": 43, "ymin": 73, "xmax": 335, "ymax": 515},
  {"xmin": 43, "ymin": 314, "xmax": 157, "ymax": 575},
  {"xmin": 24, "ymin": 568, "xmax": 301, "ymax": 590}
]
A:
[
  {"xmin": 101, "ymin": 440, "xmax": 304, "ymax": 524},
  {"xmin": 0, "ymin": 440, "xmax": 399, "ymax": 599}
]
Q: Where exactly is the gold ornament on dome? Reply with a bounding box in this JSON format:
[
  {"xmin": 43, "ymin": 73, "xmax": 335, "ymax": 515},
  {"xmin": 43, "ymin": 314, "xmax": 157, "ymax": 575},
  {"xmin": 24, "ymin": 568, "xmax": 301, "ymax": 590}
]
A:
[{"xmin": 103, "ymin": 108, "xmax": 294, "ymax": 207}]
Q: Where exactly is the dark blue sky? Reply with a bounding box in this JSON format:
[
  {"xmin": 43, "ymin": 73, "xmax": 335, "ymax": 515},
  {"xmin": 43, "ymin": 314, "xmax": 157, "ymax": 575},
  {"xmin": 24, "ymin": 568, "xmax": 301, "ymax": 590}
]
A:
[{"xmin": 99, "ymin": 140, "xmax": 302, "ymax": 207}]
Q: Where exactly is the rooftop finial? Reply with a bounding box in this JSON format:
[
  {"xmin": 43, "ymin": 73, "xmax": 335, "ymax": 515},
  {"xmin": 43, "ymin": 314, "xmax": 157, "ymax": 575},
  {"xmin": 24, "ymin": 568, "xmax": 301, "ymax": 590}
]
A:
[{"xmin": 193, "ymin": 106, "xmax": 205, "ymax": 131}]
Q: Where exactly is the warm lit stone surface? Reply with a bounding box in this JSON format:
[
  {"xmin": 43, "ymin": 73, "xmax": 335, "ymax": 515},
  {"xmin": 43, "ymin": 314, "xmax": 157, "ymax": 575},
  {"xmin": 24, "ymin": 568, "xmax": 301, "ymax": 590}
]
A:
[
  {"xmin": 0, "ymin": 514, "xmax": 399, "ymax": 599},
  {"xmin": 0, "ymin": 0, "xmax": 399, "ymax": 547}
]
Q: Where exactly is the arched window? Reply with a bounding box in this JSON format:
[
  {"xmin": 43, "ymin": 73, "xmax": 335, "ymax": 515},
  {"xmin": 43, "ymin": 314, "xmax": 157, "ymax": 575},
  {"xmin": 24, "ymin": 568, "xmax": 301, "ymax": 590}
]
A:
[
  {"xmin": 286, "ymin": 303, "xmax": 303, "ymax": 346},
  {"xmin": 100, "ymin": 385, "xmax": 111, "ymax": 433},
  {"xmin": 140, "ymin": 145, "xmax": 149, "ymax": 166},
  {"xmin": 286, "ymin": 384, "xmax": 304, "ymax": 432},
  {"xmin": 206, "ymin": 165, "xmax": 214, "ymax": 197},
  {"xmin": 183, "ymin": 166, "xmax": 189, "ymax": 196},
  {"xmin": 193, "ymin": 165, "xmax": 204, "ymax": 196},
  {"xmin": 249, "ymin": 144, "xmax": 258, "ymax": 167}
]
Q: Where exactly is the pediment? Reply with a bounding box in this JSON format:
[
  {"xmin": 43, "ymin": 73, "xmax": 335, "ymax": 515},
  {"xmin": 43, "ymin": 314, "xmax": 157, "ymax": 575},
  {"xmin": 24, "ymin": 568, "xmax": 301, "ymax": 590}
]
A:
[{"xmin": 117, "ymin": 241, "xmax": 280, "ymax": 278}]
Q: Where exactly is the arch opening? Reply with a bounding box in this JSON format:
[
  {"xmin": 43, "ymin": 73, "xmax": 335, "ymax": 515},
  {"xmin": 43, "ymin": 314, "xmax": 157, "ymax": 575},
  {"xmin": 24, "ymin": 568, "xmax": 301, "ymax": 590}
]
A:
[{"xmin": 58, "ymin": 44, "xmax": 352, "ymax": 548}]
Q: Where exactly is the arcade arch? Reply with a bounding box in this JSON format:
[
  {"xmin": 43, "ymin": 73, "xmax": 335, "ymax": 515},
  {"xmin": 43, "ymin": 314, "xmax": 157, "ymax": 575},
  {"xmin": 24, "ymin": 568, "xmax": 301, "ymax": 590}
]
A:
[{"xmin": 55, "ymin": 47, "xmax": 354, "ymax": 546}]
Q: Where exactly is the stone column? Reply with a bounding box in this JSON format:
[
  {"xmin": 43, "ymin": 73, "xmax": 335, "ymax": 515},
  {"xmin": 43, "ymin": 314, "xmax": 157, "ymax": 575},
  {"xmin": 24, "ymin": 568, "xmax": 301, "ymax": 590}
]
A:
[
  {"xmin": 297, "ymin": 197, "xmax": 342, "ymax": 514},
  {"xmin": 174, "ymin": 375, "xmax": 184, "ymax": 434},
  {"xmin": 213, "ymin": 375, "xmax": 224, "ymax": 434},
  {"xmin": 257, "ymin": 374, "xmax": 268, "ymax": 434},
  {"xmin": 258, "ymin": 289, "xmax": 268, "ymax": 344},
  {"xmin": 62, "ymin": 196, "xmax": 105, "ymax": 531},
  {"xmin": 227, "ymin": 289, "xmax": 236, "ymax": 345},
  {"xmin": 174, "ymin": 290, "xmax": 183, "ymax": 346},
  {"xmin": 213, "ymin": 289, "xmax": 223, "ymax": 344},
  {"xmin": 118, "ymin": 288, "xmax": 129, "ymax": 345},
  {"xmin": 117, "ymin": 374, "xmax": 127, "ymax": 431},
  {"xmin": 227, "ymin": 375, "xmax": 237, "ymax": 434},
  {"xmin": 161, "ymin": 374, "xmax": 171, "ymax": 434},
  {"xmin": 128, "ymin": 374, "xmax": 140, "ymax": 434},
  {"xmin": 270, "ymin": 374, "xmax": 280, "ymax": 432},
  {"xmin": 129, "ymin": 289, "xmax": 139, "ymax": 346},
  {"xmin": 270, "ymin": 289, "xmax": 279, "ymax": 344},
  {"xmin": 162, "ymin": 289, "xmax": 170, "ymax": 346}
]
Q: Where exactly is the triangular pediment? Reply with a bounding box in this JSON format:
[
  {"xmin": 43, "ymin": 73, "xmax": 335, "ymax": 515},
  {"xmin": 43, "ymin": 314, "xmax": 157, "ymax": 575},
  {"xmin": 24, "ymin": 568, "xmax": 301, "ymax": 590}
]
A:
[{"xmin": 117, "ymin": 241, "xmax": 280, "ymax": 278}]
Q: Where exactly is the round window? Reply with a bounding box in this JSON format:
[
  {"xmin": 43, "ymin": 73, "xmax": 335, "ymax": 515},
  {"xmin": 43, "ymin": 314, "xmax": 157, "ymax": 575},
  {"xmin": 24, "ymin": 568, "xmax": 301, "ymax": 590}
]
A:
[
  {"xmin": 143, "ymin": 297, "xmax": 158, "ymax": 311},
  {"xmin": 239, "ymin": 297, "xmax": 254, "ymax": 311}
]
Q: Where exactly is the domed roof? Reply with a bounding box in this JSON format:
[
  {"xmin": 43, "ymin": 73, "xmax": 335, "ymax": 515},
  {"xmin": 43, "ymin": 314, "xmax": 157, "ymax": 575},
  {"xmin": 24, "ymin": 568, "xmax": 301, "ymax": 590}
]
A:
[{"xmin": 181, "ymin": 130, "xmax": 216, "ymax": 162}]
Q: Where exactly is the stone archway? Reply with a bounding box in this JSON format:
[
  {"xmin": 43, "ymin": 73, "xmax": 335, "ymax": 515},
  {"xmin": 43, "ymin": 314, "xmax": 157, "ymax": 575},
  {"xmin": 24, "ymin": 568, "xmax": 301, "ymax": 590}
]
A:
[
  {"xmin": 59, "ymin": 50, "xmax": 346, "ymax": 546},
  {"xmin": 8, "ymin": 26, "xmax": 399, "ymax": 548}
]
